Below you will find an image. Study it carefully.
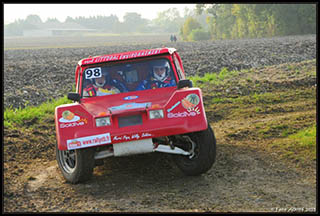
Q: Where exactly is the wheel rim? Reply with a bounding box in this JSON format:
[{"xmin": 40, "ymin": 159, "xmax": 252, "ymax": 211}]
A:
[{"xmin": 58, "ymin": 150, "xmax": 76, "ymax": 174}]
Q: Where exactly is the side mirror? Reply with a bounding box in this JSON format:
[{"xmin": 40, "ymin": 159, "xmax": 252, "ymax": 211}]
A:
[
  {"xmin": 67, "ymin": 92, "xmax": 80, "ymax": 102},
  {"xmin": 177, "ymin": 79, "xmax": 193, "ymax": 89}
]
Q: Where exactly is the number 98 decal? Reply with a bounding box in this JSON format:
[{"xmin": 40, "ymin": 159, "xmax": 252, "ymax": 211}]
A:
[{"xmin": 85, "ymin": 67, "xmax": 102, "ymax": 79}]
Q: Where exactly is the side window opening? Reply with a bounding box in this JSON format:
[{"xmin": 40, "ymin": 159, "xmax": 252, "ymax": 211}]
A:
[{"xmin": 173, "ymin": 54, "xmax": 185, "ymax": 80}]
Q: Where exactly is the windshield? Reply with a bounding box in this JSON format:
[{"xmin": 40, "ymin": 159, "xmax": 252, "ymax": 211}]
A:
[{"xmin": 81, "ymin": 58, "xmax": 176, "ymax": 98}]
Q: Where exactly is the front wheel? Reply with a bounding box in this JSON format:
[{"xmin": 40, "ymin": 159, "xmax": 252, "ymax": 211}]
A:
[
  {"xmin": 56, "ymin": 143, "xmax": 95, "ymax": 184},
  {"xmin": 173, "ymin": 124, "xmax": 216, "ymax": 176}
]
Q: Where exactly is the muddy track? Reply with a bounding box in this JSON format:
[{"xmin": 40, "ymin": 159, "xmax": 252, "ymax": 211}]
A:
[{"xmin": 3, "ymin": 35, "xmax": 317, "ymax": 213}]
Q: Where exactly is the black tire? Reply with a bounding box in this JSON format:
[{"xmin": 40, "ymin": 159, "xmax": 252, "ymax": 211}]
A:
[
  {"xmin": 56, "ymin": 143, "xmax": 95, "ymax": 184},
  {"xmin": 174, "ymin": 124, "xmax": 216, "ymax": 176},
  {"xmin": 177, "ymin": 79, "xmax": 193, "ymax": 89}
]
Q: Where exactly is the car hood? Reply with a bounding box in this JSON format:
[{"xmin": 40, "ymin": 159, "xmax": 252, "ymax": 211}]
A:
[{"xmin": 80, "ymin": 87, "xmax": 177, "ymax": 117}]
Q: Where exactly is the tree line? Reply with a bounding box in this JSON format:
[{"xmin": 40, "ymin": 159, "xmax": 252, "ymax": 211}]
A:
[
  {"xmin": 5, "ymin": 4, "xmax": 316, "ymax": 40},
  {"xmin": 193, "ymin": 4, "xmax": 316, "ymax": 40},
  {"xmin": 4, "ymin": 7, "xmax": 207, "ymax": 36}
]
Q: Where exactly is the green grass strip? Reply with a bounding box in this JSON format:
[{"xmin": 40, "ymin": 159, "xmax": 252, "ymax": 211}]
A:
[
  {"xmin": 4, "ymin": 96, "xmax": 71, "ymax": 128},
  {"xmin": 288, "ymin": 124, "xmax": 316, "ymax": 149}
]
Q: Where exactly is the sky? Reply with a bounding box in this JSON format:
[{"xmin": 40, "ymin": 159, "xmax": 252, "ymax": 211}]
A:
[{"xmin": 4, "ymin": 3, "xmax": 198, "ymax": 24}]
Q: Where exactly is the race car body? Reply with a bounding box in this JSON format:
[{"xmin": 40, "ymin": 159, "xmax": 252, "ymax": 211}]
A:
[{"xmin": 55, "ymin": 47, "xmax": 216, "ymax": 183}]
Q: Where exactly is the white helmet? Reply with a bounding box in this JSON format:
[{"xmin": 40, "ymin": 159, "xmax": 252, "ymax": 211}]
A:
[
  {"xmin": 94, "ymin": 74, "xmax": 106, "ymax": 87},
  {"xmin": 93, "ymin": 68, "xmax": 110, "ymax": 87},
  {"xmin": 152, "ymin": 60, "xmax": 170, "ymax": 82}
]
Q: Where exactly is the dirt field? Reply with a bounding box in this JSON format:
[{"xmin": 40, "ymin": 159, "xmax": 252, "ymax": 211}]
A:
[
  {"xmin": 3, "ymin": 34, "xmax": 315, "ymax": 109},
  {"xmin": 3, "ymin": 35, "xmax": 317, "ymax": 213}
]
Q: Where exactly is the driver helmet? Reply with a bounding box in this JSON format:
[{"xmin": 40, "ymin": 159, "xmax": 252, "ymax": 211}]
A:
[
  {"xmin": 152, "ymin": 59, "xmax": 170, "ymax": 82},
  {"xmin": 93, "ymin": 68, "xmax": 109, "ymax": 87},
  {"xmin": 94, "ymin": 75, "xmax": 106, "ymax": 87}
]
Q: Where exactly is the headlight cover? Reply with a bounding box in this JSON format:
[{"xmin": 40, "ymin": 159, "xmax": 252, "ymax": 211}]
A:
[
  {"xmin": 149, "ymin": 109, "xmax": 164, "ymax": 119},
  {"xmin": 96, "ymin": 117, "xmax": 111, "ymax": 127}
]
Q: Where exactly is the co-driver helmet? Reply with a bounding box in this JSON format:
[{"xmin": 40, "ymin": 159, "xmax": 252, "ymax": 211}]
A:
[{"xmin": 151, "ymin": 59, "xmax": 170, "ymax": 82}]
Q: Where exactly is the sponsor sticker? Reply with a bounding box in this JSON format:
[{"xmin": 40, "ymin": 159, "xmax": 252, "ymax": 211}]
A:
[
  {"xmin": 167, "ymin": 101, "xmax": 181, "ymax": 112},
  {"xmin": 124, "ymin": 95, "xmax": 139, "ymax": 100},
  {"xmin": 112, "ymin": 132, "xmax": 152, "ymax": 142},
  {"xmin": 59, "ymin": 110, "xmax": 78, "ymax": 122},
  {"xmin": 166, "ymin": 93, "xmax": 201, "ymax": 118},
  {"xmin": 68, "ymin": 140, "xmax": 81, "ymax": 148},
  {"xmin": 82, "ymin": 49, "xmax": 162, "ymax": 65},
  {"xmin": 167, "ymin": 110, "xmax": 200, "ymax": 118},
  {"xmin": 181, "ymin": 94, "xmax": 200, "ymax": 110},
  {"xmin": 59, "ymin": 110, "xmax": 87, "ymax": 128},
  {"xmin": 109, "ymin": 102, "xmax": 151, "ymax": 111},
  {"xmin": 67, "ymin": 133, "xmax": 111, "ymax": 150}
]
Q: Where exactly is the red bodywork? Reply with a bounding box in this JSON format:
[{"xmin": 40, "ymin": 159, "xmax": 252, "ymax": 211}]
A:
[{"xmin": 55, "ymin": 48, "xmax": 207, "ymax": 151}]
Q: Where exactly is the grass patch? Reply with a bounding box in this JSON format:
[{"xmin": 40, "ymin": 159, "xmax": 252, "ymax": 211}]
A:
[
  {"xmin": 190, "ymin": 67, "xmax": 239, "ymax": 86},
  {"xmin": 251, "ymin": 92, "xmax": 283, "ymax": 104},
  {"xmin": 258, "ymin": 124, "xmax": 291, "ymax": 138},
  {"xmin": 211, "ymin": 87, "xmax": 315, "ymax": 106},
  {"xmin": 288, "ymin": 124, "xmax": 316, "ymax": 147},
  {"xmin": 270, "ymin": 124, "xmax": 316, "ymax": 165},
  {"xmin": 4, "ymin": 96, "xmax": 71, "ymax": 129},
  {"xmin": 211, "ymin": 97, "xmax": 234, "ymax": 104}
]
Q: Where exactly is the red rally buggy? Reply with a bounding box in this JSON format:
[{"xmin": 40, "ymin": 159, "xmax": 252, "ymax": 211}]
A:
[{"xmin": 55, "ymin": 47, "xmax": 217, "ymax": 183}]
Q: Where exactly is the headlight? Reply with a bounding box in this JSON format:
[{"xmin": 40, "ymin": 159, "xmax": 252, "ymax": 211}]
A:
[
  {"xmin": 149, "ymin": 109, "xmax": 164, "ymax": 119},
  {"xmin": 96, "ymin": 117, "xmax": 111, "ymax": 127}
]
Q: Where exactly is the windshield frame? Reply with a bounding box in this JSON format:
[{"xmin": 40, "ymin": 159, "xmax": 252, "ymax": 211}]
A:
[{"xmin": 80, "ymin": 56, "xmax": 177, "ymax": 99}]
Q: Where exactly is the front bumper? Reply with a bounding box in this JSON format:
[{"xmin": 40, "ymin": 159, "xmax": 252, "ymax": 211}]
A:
[{"xmin": 56, "ymin": 88, "xmax": 208, "ymax": 151}]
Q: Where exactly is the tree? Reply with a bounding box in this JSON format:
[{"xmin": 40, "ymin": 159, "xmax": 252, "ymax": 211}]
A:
[
  {"xmin": 180, "ymin": 17, "xmax": 202, "ymax": 41},
  {"xmin": 100, "ymin": 15, "xmax": 121, "ymax": 33},
  {"xmin": 297, "ymin": 4, "xmax": 316, "ymax": 34},
  {"xmin": 152, "ymin": 8, "xmax": 184, "ymax": 33},
  {"xmin": 188, "ymin": 28, "xmax": 211, "ymax": 41},
  {"xmin": 196, "ymin": 3, "xmax": 316, "ymax": 39},
  {"xmin": 183, "ymin": 6, "xmax": 194, "ymax": 18},
  {"xmin": 45, "ymin": 17, "xmax": 61, "ymax": 24},
  {"xmin": 4, "ymin": 20, "xmax": 24, "ymax": 36},
  {"xmin": 271, "ymin": 4, "xmax": 316, "ymax": 36},
  {"xmin": 122, "ymin": 12, "xmax": 148, "ymax": 33},
  {"xmin": 216, "ymin": 4, "xmax": 235, "ymax": 39},
  {"xmin": 231, "ymin": 4, "xmax": 250, "ymax": 38},
  {"xmin": 25, "ymin": 14, "xmax": 42, "ymax": 24},
  {"xmin": 65, "ymin": 16, "xmax": 75, "ymax": 23},
  {"xmin": 22, "ymin": 14, "xmax": 43, "ymax": 30}
]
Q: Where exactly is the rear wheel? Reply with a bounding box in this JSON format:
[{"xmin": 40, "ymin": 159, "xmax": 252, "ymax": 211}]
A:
[
  {"xmin": 173, "ymin": 124, "xmax": 216, "ymax": 175},
  {"xmin": 56, "ymin": 143, "xmax": 95, "ymax": 184}
]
